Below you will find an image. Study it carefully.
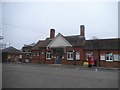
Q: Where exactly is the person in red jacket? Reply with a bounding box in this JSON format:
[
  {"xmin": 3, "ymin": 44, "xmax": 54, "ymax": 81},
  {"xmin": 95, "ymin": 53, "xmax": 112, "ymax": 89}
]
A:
[
  {"xmin": 88, "ymin": 56, "xmax": 91, "ymax": 68},
  {"xmin": 91, "ymin": 56, "xmax": 94, "ymax": 66},
  {"xmin": 88, "ymin": 55, "xmax": 94, "ymax": 68}
]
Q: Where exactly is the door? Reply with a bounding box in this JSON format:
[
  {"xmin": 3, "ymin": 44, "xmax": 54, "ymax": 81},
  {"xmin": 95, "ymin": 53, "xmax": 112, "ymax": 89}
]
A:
[{"xmin": 56, "ymin": 53, "xmax": 62, "ymax": 64}]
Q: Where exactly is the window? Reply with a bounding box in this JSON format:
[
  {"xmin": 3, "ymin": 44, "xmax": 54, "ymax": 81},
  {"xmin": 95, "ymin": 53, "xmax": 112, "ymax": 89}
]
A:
[
  {"xmin": 114, "ymin": 54, "xmax": 120, "ymax": 61},
  {"xmin": 100, "ymin": 54, "xmax": 105, "ymax": 60},
  {"xmin": 119, "ymin": 55, "xmax": 120, "ymax": 61},
  {"xmin": 67, "ymin": 51, "xmax": 73, "ymax": 60},
  {"xmin": 19, "ymin": 55, "xmax": 22, "ymax": 59},
  {"xmin": 46, "ymin": 52, "xmax": 51, "ymax": 59},
  {"xmin": 76, "ymin": 52, "xmax": 80, "ymax": 60},
  {"xmin": 106, "ymin": 52, "xmax": 113, "ymax": 62}
]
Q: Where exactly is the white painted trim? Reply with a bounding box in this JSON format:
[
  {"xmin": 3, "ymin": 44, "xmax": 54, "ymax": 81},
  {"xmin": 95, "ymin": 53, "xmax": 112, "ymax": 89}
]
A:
[
  {"xmin": 46, "ymin": 52, "xmax": 51, "ymax": 60},
  {"xmin": 67, "ymin": 51, "xmax": 74, "ymax": 60},
  {"xmin": 47, "ymin": 33, "xmax": 72, "ymax": 48}
]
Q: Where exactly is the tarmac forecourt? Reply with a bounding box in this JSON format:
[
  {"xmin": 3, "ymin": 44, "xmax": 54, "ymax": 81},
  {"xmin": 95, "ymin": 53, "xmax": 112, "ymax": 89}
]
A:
[{"xmin": 2, "ymin": 62, "xmax": 119, "ymax": 88}]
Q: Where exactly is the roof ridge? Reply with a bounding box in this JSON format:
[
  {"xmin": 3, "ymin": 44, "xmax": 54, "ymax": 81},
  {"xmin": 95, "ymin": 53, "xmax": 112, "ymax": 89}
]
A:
[
  {"xmin": 65, "ymin": 35, "xmax": 80, "ymax": 37},
  {"xmin": 87, "ymin": 38, "xmax": 120, "ymax": 41}
]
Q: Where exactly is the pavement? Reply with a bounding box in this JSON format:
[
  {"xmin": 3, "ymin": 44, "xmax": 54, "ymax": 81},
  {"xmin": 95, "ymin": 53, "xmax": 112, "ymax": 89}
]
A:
[
  {"xmin": 52, "ymin": 64, "xmax": 119, "ymax": 72},
  {"xmin": 23, "ymin": 62, "xmax": 119, "ymax": 70}
]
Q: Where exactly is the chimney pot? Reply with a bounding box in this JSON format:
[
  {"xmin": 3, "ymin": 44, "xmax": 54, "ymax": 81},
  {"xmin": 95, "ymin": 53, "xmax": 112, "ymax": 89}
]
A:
[{"xmin": 50, "ymin": 29, "xmax": 55, "ymax": 38}]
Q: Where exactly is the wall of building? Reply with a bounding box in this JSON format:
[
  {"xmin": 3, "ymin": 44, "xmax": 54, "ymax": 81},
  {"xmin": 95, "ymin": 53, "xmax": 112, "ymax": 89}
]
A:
[
  {"xmin": 31, "ymin": 47, "xmax": 120, "ymax": 68},
  {"xmin": 62, "ymin": 46, "xmax": 84, "ymax": 65},
  {"xmin": 84, "ymin": 50, "xmax": 120, "ymax": 68},
  {"xmin": 99, "ymin": 50, "xmax": 120, "ymax": 68},
  {"xmin": 2, "ymin": 52, "xmax": 20, "ymax": 62},
  {"xmin": 31, "ymin": 50, "xmax": 40, "ymax": 63}
]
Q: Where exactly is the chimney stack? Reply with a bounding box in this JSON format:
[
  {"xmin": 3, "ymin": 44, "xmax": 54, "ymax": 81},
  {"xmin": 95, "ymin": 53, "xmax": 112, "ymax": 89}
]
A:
[
  {"xmin": 80, "ymin": 25, "xmax": 85, "ymax": 36},
  {"xmin": 50, "ymin": 29, "xmax": 55, "ymax": 38}
]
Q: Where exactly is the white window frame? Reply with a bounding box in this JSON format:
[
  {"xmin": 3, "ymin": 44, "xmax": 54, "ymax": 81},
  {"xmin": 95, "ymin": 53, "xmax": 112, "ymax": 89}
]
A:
[
  {"xmin": 67, "ymin": 51, "xmax": 73, "ymax": 60},
  {"xmin": 19, "ymin": 55, "xmax": 22, "ymax": 59},
  {"xmin": 46, "ymin": 52, "xmax": 51, "ymax": 60},
  {"xmin": 100, "ymin": 54, "xmax": 105, "ymax": 61},
  {"xmin": 114, "ymin": 54, "xmax": 120, "ymax": 61},
  {"xmin": 119, "ymin": 54, "xmax": 120, "ymax": 61},
  {"xmin": 76, "ymin": 52, "xmax": 80, "ymax": 60}
]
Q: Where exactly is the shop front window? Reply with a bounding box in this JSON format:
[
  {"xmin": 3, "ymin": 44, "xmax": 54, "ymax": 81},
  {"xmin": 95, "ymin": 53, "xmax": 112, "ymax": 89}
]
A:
[{"xmin": 106, "ymin": 52, "xmax": 113, "ymax": 62}]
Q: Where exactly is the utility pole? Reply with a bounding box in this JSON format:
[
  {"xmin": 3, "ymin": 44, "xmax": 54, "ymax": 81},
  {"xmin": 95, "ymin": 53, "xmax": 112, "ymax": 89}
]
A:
[{"xmin": 0, "ymin": 36, "xmax": 3, "ymax": 49}]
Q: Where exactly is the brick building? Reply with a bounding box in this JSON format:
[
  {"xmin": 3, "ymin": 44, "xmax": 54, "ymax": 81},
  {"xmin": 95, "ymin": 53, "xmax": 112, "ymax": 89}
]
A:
[
  {"xmin": 84, "ymin": 38, "xmax": 120, "ymax": 68},
  {"xmin": 22, "ymin": 44, "xmax": 34, "ymax": 63},
  {"xmin": 2, "ymin": 47, "xmax": 22, "ymax": 62},
  {"xmin": 31, "ymin": 25, "xmax": 120, "ymax": 68}
]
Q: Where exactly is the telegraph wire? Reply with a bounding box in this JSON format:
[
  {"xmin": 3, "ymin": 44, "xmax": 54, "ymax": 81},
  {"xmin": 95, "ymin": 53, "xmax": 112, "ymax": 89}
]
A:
[
  {"xmin": 2, "ymin": 20, "xmax": 48, "ymax": 36},
  {"xmin": 3, "ymin": 17, "xmax": 50, "ymax": 35}
]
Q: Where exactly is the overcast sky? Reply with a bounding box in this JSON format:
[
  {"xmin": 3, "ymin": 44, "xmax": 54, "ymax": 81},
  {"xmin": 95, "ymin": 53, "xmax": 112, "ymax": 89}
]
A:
[{"xmin": 1, "ymin": 0, "xmax": 119, "ymax": 49}]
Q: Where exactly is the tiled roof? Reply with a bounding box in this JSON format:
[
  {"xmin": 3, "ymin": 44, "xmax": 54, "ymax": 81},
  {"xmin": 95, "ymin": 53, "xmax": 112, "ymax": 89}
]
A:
[
  {"xmin": 39, "ymin": 38, "xmax": 53, "ymax": 48},
  {"xmin": 22, "ymin": 45, "xmax": 33, "ymax": 52},
  {"xmin": 65, "ymin": 35, "xmax": 86, "ymax": 46},
  {"xmin": 32, "ymin": 38, "xmax": 53, "ymax": 50},
  {"xmin": 2, "ymin": 47, "xmax": 22, "ymax": 54},
  {"xmin": 32, "ymin": 35, "xmax": 86, "ymax": 49},
  {"xmin": 84, "ymin": 38, "xmax": 119, "ymax": 50},
  {"xmin": 32, "ymin": 34, "xmax": 119, "ymax": 50},
  {"xmin": 32, "ymin": 40, "xmax": 44, "ymax": 50}
]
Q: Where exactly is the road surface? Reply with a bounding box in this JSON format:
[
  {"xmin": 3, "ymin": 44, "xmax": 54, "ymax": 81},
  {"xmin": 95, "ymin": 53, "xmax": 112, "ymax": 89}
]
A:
[{"xmin": 2, "ymin": 63, "xmax": 119, "ymax": 88}]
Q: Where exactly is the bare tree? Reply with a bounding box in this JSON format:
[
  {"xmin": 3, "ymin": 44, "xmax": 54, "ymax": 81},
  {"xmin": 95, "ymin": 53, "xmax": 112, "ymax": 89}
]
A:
[{"xmin": 91, "ymin": 36, "xmax": 98, "ymax": 40}]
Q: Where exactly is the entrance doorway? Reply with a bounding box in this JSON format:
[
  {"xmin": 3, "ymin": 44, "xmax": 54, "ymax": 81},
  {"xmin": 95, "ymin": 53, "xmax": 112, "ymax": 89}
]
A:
[
  {"xmin": 52, "ymin": 48, "xmax": 63, "ymax": 64},
  {"xmin": 55, "ymin": 53, "xmax": 62, "ymax": 64}
]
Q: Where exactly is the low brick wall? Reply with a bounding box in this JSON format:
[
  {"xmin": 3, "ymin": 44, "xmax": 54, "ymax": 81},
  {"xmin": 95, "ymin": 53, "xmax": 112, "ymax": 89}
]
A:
[{"xmin": 100, "ymin": 61, "xmax": 119, "ymax": 68}]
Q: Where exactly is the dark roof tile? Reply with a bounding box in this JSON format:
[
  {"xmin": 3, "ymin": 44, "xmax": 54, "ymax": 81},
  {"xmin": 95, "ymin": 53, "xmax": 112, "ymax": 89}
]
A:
[
  {"xmin": 32, "ymin": 38, "xmax": 52, "ymax": 50},
  {"xmin": 65, "ymin": 35, "xmax": 86, "ymax": 46},
  {"xmin": 2, "ymin": 47, "xmax": 21, "ymax": 53},
  {"xmin": 84, "ymin": 38, "xmax": 119, "ymax": 50},
  {"xmin": 32, "ymin": 35, "xmax": 86, "ymax": 49}
]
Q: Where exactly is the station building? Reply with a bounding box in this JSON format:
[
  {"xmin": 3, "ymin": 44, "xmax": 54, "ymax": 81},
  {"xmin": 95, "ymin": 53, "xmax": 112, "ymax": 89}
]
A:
[{"xmin": 31, "ymin": 25, "xmax": 120, "ymax": 68}]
